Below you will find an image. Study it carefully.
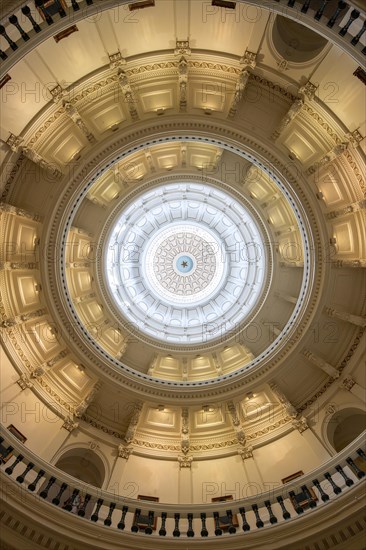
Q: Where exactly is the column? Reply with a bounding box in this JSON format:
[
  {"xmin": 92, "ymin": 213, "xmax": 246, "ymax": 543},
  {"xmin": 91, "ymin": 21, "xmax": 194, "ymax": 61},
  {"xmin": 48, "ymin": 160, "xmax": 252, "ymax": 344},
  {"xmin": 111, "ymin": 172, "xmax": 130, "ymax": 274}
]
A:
[
  {"xmin": 306, "ymin": 141, "xmax": 349, "ymax": 176},
  {"xmin": 181, "ymin": 407, "xmax": 190, "ymax": 454},
  {"xmin": 74, "ymin": 380, "xmax": 102, "ymax": 418},
  {"xmin": 124, "ymin": 402, "xmax": 142, "ymax": 444},
  {"xmin": 240, "ymin": 449, "xmax": 266, "ymax": 495},
  {"xmin": 271, "ymin": 81, "xmax": 317, "ymax": 141},
  {"xmin": 30, "ymin": 348, "xmax": 69, "ymax": 379},
  {"xmin": 6, "ymin": 133, "xmax": 63, "ymax": 178},
  {"xmin": 227, "ymin": 400, "xmax": 247, "ymax": 446},
  {"xmin": 303, "ymin": 349, "xmax": 339, "ymax": 378},
  {"xmin": 325, "ymin": 307, "xmax": 366, "ymax": 327},
  {"xmin": 1, "ymin": 307, "xmax": 47, "ymax": 328},
  {"xmin": 49, "ymin": 84, "xmax": 96, "ymax": 143},
  {"xmin": 339, "ymin": 376, "xmax": 365, "ymax": 402},
  {"xmin": 274, "ymin": 291, "xmax": 297, "ymax": 305},
  {"xmin": 0, "ymin": 202, "xmax": 42, "ymax": 221},
  {"xmin": 175, "ymin": 40, "xmax": 190, "ymax": 113},
  {"xmin": 178, "ymin": 455, "xmax": 193, "ymax": 503},
  {"xmin": 331, "ymin": 259, "xmax": 366, "ymax": 268},
  {"xmin": 228, "ymin": 50, "xmax": 257, "ymax": 118},
  {"xmin": 325, "ymin": 199, "xmax": 366, "ymax": 220},
  {"xmin": 107, "ymin": 445, "xmax": 133, "ymax": 495},
  {"xmin": 269, "ymin": 383, "xmax": 309, "ymax": 433}
]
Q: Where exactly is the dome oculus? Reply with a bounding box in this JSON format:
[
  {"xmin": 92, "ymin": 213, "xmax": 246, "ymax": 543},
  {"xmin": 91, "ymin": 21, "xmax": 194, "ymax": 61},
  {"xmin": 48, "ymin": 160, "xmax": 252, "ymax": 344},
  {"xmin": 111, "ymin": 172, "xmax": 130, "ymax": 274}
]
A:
[{"xmin": 105, "ymin": 182, "xmax": 267, "ymax": 345}]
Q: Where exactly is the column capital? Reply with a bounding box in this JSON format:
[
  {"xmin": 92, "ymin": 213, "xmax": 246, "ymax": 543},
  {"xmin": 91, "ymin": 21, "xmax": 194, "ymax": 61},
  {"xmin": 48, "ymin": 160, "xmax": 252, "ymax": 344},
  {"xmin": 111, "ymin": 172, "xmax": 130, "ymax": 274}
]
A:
[
  {"xmin": 62, "ymin": 416, "xmax": 79, "ymax": 432},
  {"xmin": 238, "ymin": 446, "xmax": 254, "ymax": 460},
  {"xmin": 340, "ymin": 376, "xmax": 356, "ymax": 391},
  {"xmin": 16, "ymin": 373, "xmax": 33, "ymax": 390},
  {"xmin": 178, "ymin": 454, "xmax": 193, "ymax": 468},
  {"xmin": 174, "ymin": 39, "xmax": 191, "ymax": 57},
  {"xmin": 239, "ymin": 50, "xmax": 257, "ymax": 69},
  {"xmin": 118, "ymin": 444, "xmax": 133, "ymax": 460}
]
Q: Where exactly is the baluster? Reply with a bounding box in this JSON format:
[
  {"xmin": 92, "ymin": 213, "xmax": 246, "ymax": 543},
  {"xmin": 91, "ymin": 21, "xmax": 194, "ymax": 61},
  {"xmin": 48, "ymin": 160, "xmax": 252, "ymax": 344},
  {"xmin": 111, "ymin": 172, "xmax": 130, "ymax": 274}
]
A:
[
  {"xmin": 264, "ymin": 500, "xmax": 278, "ymax": 524},
  {"xmin": 200, "ymin": 512, "xmax": 208, "ymax": 537},
  {"xmin": 327, "ymin": 1, "xmax": 347, "ymax": 28},
  {"xmin": 362, "ymin": 46, "xmax": 366, "ymax": 55},
  {"xmin": 324, "ymin": 472, "xmax": 342, "ymax": 494},
  {"xmin": 16, "ymin": 461, "xmax": 34, "ymax": 483},
  {"xmin": 335, "ymin": 465, "xmax": 354, "ymax": 486},
  {"xmin": 55, "ymin": 0, "xmax": 67, "ymax": 18},
  {"xmin": 276, "ymin": 496, "xmax": 291, "ymax": 519},
  {"xmin": 0, "ymin": 50, "xmax": 7, "ymax": 60},
  {"xmin": 315, "ymin": 0, "xmax": 329, "ymax": 21},
  {"xmin": 356, "ymin": 448, "xmax": 366, "ymax": 461},
  {"xmin": 339, "ymin": 9, "xmax": 360, "ymax": 37},
  {"xmin": 187, "ymin": 513, "xmax": 194, "ymax": 537},
  {"xmin": 173, "ymin": 513, "xmax": 180, "ymax": 537},
  {"xmin": 213, "ymin": 512, "xmax": 223, "ymax": 535},
  {"xmin": 78, "ymin": 494, "xmax": 91, "ymax": 517},
  {"xmin": 5, "ymin": 454, "xmax": 24, "ymax": 475},
  {"xmin": 86, "ymin": 0, "xmax": 94, "ymax": 4},
  {"xmin": 0, "ymin": 446, "xmax": 13, "ymax": 464},
  {"xmin": 131, "ymin": 508, "xmax": 141, "ymax": 532},
  {"xmin": 104, "ymin": 502, "xmax": 116, "ymax": 526},
  {"xmin": 159, "ymin": 512, "xmax": 167, "ymax": 536},
  {"xmin": 117, "ymin": 505, "xmax": 128, "ymax": 529},
  {"xmin": 0, "ymin": 437, "xmax": 3, "ymax": 445},
  {"xmin": 312, "ymin": 479, "xmax": 329, "ymax": 502},
  {"xmin": 287, "ymin": 0, "xmax": 296, "ymax": 6},
  {"xmin": 71, "ymin": 0, "xmax": 80, "ymax": 11},
  {"xmin": 289, "ymin": 491, "xmax": 304, "ymax": 514},
  {"xmin": 52, "ymin": 482, "xmax": 67, "ymax": 505},
  {"xmin": 35, "ymin": 1, "xmax": 54, "ymax": 25},
  {"xmin": 39, "ymin": 476, "xmax": 56, "ymax": 498},
  {"xmin": 239, "ymin": 507, "xmax": 250, "ymax": 531},
  {"xmin": 351, "ymin": 21, "xmax": 366, "ymax": 45},
  {"xmin": 28, "ymin": 469, "xmax": 45, "ymax": 492},
  {"xmin": 252, "ymin": 504, "xmax": 264, "ymax": 528},
  {"xmin": 301, "ymin": 485, "xmax": 316, "ymax": 508},
  {"xmin": 301, "ymin": 0, "xmax": 311, "ymax": 13},
  {"xmin": 0, "ymin": 26, "xmax": 18, "ymax": 51},
  {"xmin": 9, "ymin": 15, "xmax": 30, "ymax": 41},
  {"xmin": 356, "ymin": 449, "xmax": 366, "ymax": 460},
  {"xmin": 145, "ymin": 511, "xmax": 154, "ymax": 534},
  {"xmin": 346, "ymin": 457, "xmax": 365, "ymax": 479},
  {"xmin": 226, "ymin": 509, "xmax": 236, "ymax": 534},
  {"xmin": 64, "ymin": 489, "xmax": 80, "ymax": 511},
  {"xmin": 91, "ymin": 498, "xmax": 104, "ymax": 522},
  {"xmin": 21, "ymin": 6, "xmax": 42, "ymax": 33}
]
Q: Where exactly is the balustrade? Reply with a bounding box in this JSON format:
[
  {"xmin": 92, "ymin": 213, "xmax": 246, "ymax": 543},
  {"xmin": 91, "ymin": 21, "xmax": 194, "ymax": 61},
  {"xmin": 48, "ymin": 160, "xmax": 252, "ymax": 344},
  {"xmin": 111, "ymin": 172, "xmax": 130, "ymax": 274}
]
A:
[{"xmin": 1, "ymin": 427, "xmax": 365, "ymax": 539}]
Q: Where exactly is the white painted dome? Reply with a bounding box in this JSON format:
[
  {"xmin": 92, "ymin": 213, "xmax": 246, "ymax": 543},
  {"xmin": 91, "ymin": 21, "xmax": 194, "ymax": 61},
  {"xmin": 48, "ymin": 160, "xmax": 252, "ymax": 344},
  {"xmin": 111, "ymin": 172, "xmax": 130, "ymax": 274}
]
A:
[{"xmin": 105, "ymin": 182, "xmax": 266, "ymax": 344}]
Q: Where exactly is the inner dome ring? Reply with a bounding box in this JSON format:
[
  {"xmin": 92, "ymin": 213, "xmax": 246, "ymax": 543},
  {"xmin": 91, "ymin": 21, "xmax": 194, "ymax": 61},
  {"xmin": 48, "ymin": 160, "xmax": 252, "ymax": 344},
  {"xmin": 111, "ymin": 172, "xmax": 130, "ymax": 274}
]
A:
[{"xmin": 105, "ymin": 182, "xmax": 266, "ymax": 345}]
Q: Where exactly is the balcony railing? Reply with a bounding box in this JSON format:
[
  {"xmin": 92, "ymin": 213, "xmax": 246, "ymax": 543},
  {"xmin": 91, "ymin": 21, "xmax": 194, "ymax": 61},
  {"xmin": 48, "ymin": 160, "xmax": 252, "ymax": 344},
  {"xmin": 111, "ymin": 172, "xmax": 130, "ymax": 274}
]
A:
[
  {"xmin": 0, "ymin": 425, "xmax": 365, "ymax": 538},
  {"xmin": 0, "ymin": 0, "xmax": 365, "ymax": 74}
]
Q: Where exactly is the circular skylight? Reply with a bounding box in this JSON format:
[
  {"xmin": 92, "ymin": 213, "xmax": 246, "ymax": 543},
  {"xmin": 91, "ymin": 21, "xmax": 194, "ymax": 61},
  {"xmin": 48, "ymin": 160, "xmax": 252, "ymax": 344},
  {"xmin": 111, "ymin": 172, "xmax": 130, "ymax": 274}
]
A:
[
  {"xmin": 105, "ymin": 182, "xmax": 267, "ymax": 344},
  {"xmin": 144, "ymin": 223, "xmax": 226, "ymax": 304}
]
